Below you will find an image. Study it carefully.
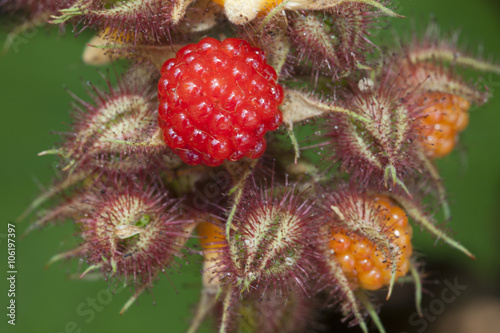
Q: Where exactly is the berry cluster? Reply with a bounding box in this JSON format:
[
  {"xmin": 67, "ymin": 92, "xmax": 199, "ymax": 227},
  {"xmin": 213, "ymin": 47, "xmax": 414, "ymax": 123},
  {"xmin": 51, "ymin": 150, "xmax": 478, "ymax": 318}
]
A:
[
  {"xmin": 418, "ymin": 92, "xmax": 470, "ymax": 158},
  {"xmin": 158, "ymin": 37, "xmax": 284, "ymax": 166},
  {"xmin": 6, "ymin": 0, "xmax": 499, "ymax": 332},
  {"xmin": 329, "ymin": 196, "xmax": 413, "ymax": 290}
]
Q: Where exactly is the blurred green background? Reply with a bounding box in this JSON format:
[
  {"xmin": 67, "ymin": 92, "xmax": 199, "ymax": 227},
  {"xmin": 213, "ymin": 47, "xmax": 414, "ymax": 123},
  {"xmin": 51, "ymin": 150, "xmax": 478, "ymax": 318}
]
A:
[{"xmin": 1, "ymin": 1, "xmax": 499, "ymax": 332}]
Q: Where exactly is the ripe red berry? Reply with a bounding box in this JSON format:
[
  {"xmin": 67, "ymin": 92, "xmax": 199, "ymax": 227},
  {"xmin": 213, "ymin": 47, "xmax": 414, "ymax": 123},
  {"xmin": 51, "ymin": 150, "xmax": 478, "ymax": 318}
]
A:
[{"xmin": 158, "ymin": 37, "xmax": 283, "ymax": 166}]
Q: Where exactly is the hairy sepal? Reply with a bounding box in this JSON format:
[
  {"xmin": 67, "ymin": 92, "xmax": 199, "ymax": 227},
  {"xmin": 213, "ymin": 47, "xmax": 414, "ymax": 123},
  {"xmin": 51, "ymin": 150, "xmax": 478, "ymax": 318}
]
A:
[
  {"xmin": 50, "ymin": 0, "xmax": 175, "ymax": 44},
  {"xmin": 22, "ymin": 190, "xmax": 93, "ymax": 236},
  {"xmin": 17, "ymin": 169, "xmax": 92, "ymax": 222},
  {"xmin": 389, "ymin": 192, "xmax": 475, "ymax": 259},
  {"xmin": 222, "ymin": 0, "xmax": 399, "ymax": 25},
  {"xmin": 405, "ymin": 23, "xmax": 500, "ymax": 75},
  {"xmin": 285, "ymin": 0, "xmax": 399, "ymax": 17},
  {"xmin": 393, "ymin": 60, "xmax": 490, "ymax": 106},
  {"xmin": 76, "ymin": 175, "xmax": 191, "ymax": 283},
  {"xmin": 213, "ymin": 181, "xmax": 320, "ymax": 296},
  {"xmin": 318, "ymin": 77, "xmax": 421, "ymax": 189},
  {"xmin": 60, "ymin": 69, "xmax": 177, "ymax": 174},
  {"xmin": 288, "ymin": 4, "xmax": 376, "ymax": 76},
  {"xmin": 281, "ymin": 88, "xmax": 368, "ymax": 125},
  {"xmin": 320, "ymin": 255, "xmax": 369, "ymax": 332}
]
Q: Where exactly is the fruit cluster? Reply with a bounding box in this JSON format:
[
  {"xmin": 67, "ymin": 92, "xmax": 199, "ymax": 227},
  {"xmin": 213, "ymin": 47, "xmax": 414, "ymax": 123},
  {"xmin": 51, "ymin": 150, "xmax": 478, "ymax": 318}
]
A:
[
  {"xmin": 4, "ymin": 0, "xmax": 499, "ymax": 333},
  {"xmin": 158, "ymin": 37, "xmax": 283, "ymax": 166}
]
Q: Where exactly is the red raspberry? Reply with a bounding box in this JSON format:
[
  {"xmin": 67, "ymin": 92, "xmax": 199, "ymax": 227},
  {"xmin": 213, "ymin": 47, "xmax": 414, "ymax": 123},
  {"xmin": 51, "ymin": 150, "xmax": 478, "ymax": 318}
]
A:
[{"xmin": 158, "ymin": 37, "xmax": 284, "ymax": 166}]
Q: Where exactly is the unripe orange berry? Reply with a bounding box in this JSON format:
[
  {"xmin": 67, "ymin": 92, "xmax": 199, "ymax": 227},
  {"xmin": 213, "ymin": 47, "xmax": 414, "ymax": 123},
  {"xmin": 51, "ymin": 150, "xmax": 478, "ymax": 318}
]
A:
[
  {"xmin": 418, "ymin": 92, "xmax": 471, "ymax": 159},
  {"xmin": 329, "ymin": 196, "xmax": 413, "ymax": 290},
  {"xmin": 198, "ymin": 221, "xmax": 225, "ymax": 251},
  {"xmin": 196, "ymin": 220, "xmax": 227, "ymax": 290},
  {"xmin": 197, "ymin": 220, "xmax": 226, "ymax": 264}
]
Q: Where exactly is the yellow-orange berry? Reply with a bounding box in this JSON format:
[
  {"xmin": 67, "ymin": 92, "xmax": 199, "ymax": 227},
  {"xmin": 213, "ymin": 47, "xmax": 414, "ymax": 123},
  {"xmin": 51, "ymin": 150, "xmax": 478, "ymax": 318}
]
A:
[
  {"xmin": 329, "ymin": 197, "xmax": 413, "ymax": 290},
  {"xmin": 196, "ymin": 220, "xmax": 227, "ymax": 290},
  {"xmin": 418, "ymin": 92, "xmax": 471, "ymax": 159},
  {"xmin": 197, "ymin": 221, "xmax": 226, "ymax": 259}
]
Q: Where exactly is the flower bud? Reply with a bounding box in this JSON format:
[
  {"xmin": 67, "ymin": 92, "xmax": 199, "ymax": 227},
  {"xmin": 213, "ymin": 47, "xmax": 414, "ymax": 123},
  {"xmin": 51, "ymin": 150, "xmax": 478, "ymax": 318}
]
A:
[
  {"xmin": 59, "ymin": 68, "xmax": 179, "ymax": 174},
  {"xmin": 287, "ymin": 4, "xmax": 375, "ymax": 76},
  {"xmin": 50, "ymin": 0, "xmax": 175, "ymax": 44},
  {"xmin": 320, "ymin": 75, "xmax": 420, "ymax": 189},
  {"xmin": 206, "ymin": 181, "xmax": 320, "ymax": 295},
  {"xmin": 72, "ymin": 175, "xmax": 191, "ymax": 284}
]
